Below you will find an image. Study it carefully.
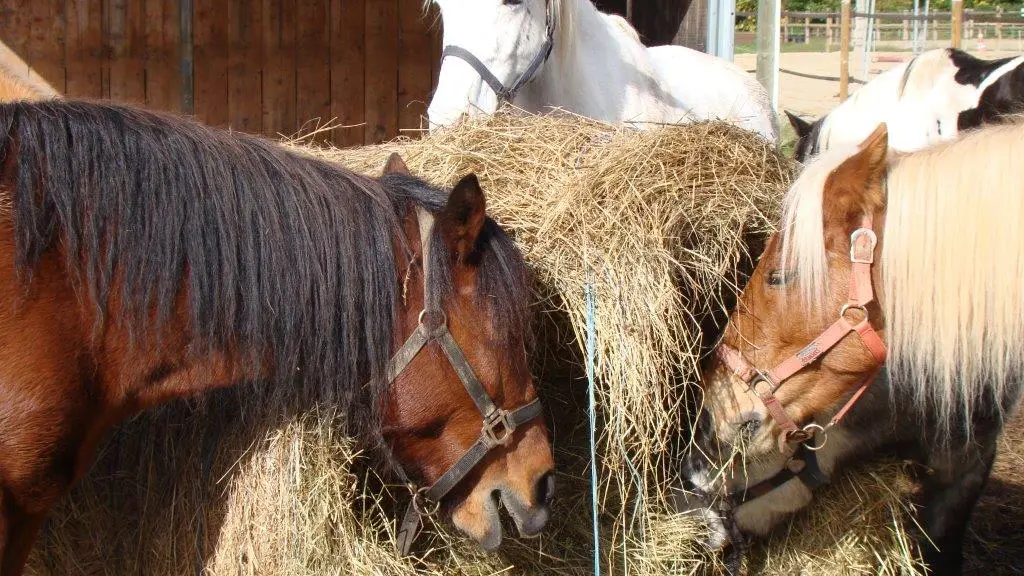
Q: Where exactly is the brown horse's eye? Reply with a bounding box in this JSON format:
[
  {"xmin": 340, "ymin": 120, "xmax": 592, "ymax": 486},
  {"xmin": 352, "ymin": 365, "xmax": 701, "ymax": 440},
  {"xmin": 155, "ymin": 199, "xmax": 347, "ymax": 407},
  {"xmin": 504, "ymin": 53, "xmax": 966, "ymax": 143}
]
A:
[
  {"xmin": 412, "ymin": 417, "xmax": 447, "ymax": 440},
  {"xmin": 767, "ymin": 269, "xmax": 795, "ymax": 287}
]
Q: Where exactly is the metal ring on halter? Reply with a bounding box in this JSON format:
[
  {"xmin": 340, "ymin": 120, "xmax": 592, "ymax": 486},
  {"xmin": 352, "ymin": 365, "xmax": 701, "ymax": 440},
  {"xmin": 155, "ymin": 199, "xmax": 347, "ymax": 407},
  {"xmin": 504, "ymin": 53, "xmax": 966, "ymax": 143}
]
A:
[
  {"xmin": 801, "ymin": 423, "xmax": 828, "ymax": 451},
  {"xmin": 417, "ymin": 309, "xmax": 447, "ymax": 335},
  {"xmin": 839, "ymin": 304, "xmax": 868, "ymax": 326},
  {"xmin": 748, "ymin": 371, "xmax": 778, "ymax": 394},
  {"xmin": 412, "ymin": 486, "xmax": 441, "ymax": 517}
]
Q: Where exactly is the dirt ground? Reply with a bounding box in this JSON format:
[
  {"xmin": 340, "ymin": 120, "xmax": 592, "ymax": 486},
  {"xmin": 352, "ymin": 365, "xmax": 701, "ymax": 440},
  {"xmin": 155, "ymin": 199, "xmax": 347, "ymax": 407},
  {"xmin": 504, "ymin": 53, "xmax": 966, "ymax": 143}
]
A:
[{"xmin": 732, "ymin": 47, "xmax": 1024, "ymax": 574}]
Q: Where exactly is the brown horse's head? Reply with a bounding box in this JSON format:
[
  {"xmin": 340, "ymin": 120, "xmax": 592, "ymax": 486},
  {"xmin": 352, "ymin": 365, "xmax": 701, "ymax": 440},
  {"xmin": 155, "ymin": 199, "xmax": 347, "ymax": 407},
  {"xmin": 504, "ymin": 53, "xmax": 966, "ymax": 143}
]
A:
[
  {"xmin": 379, "ymin": 154, "xmax": 554, "ymax": 551},
  {"xmin": 687, "ymin": 126, "xmax": 889, "ymax": 537}
]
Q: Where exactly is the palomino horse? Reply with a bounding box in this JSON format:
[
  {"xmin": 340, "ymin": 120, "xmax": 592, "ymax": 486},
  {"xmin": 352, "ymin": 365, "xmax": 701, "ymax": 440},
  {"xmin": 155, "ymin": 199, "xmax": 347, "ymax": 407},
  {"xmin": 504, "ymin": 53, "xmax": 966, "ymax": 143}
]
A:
[
  {"xmin": 786, "ymin": 48, "xmax": 1024, "ymax": 162},
  {"xmin": 425, "ymin": 0, "xmax": 779, "ymax": 143},
  {"xmin": 0, "ymin": 101, "xmax": 555, "ymax": 574},
  {"xmin": 685, "ymin": 123, "xmax": 1023, "ymax": 574},
  {"xmin": 0, "ymin": 67, "xmax": 48, "ymax": 102}
]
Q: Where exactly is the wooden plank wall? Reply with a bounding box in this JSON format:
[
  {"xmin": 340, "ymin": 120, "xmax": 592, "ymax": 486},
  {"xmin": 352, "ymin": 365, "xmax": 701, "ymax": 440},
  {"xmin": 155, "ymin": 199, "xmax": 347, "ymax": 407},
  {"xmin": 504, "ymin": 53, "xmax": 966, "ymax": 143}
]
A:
[
  {"xmin": 0, "ymin": 0, "xmax": 442, "ymax": 146},
  {"xmin": 674, "ymin": 0, "xmax": 708, "ymax": 52}
]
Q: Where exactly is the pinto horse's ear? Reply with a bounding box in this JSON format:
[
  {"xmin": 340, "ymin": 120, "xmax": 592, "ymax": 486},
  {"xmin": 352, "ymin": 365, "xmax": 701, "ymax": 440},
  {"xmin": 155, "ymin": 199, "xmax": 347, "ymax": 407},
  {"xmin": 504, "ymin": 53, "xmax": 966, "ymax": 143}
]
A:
[
  {"xmin": 785, "ymin": 110, "xmax": 812, "ymax": 137},
  {"xmin": 382, "ymin": 152, "xmax": 411, "ymax": 176},
  {"xmin": 823, "ymin": 123, "xmax": 888, "ymax": 229},
  {"xmin": 440, "ymin": 174, "xmax": 487, "ymax": 262}
]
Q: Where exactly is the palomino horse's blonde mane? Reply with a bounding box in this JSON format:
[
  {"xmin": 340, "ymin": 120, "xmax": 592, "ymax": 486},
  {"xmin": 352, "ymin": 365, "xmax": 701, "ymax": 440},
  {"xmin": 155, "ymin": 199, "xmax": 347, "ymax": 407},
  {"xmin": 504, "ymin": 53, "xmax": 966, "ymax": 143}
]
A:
[
  {"xmin": 781, "ymin": 122, "xmax": 1024, "ymax": 440},
  {"xmin": 0, "ymin": 67, "xmax": 47, "ymax": 102}
]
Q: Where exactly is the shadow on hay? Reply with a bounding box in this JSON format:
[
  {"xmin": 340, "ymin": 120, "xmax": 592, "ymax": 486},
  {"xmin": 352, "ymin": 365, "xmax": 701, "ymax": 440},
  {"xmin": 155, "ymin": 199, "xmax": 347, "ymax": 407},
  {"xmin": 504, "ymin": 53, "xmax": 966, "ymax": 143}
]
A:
[
  {"xmin": 673, "ymin": 227, "xmax": 770, "ymax": 465},
  {"xmin": 24, "ymin": 298, "xmax": 596, "ymax": 575},
  {"xmin": 964, "ymin": 413, "xmax": 1024, "ymax": 576},
  {"xmin": 964, "ymin": 476, "xmax": 1024, "ymax": 576}
]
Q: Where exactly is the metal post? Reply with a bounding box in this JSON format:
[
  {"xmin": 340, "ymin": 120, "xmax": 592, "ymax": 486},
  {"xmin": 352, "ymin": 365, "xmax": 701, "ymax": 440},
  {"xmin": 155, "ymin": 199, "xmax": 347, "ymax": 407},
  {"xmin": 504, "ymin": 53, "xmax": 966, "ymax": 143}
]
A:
[
  {"xmin": 952, "ymin": 0, "xmax": 964, "ymax": 48},
  {"xmin": 913, "ymin": 0, "xmax": 920, "ymax": 54},
  {"xmin": 923, "ymin": 0, "xmax": 930, "ymax": 45},
  {"xmin": 707, "ymin": 0, "xmax": 736, "ymax": 60},
  {"xmin": 840, "ymin": 0, "xmax": 852, "ymax": 100},
  {"xmin": 863, "ymin": 0, "xmax": 875, "ymax": 75},
  {"xmin": 853, "ymin": 0, "xmax": 867, "ymax": 80},
  {"xmin": 756, "ymin": 0, "xmax": 782, "ymax": 111}
]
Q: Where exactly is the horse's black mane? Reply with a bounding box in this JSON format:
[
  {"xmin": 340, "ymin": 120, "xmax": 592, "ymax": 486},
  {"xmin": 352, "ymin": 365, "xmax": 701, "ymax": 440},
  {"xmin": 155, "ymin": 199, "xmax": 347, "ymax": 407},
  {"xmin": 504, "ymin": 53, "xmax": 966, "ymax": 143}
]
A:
[{"xmin": 0, "ymin": 100, "xmax": 530, "ymax": 441}]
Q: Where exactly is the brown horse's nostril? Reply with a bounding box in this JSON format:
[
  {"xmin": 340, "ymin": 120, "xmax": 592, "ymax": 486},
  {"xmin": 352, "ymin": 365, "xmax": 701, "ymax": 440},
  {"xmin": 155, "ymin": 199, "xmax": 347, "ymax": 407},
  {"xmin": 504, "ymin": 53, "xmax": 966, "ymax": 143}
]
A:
[
  {"xmin": 535, "ymin": 471, "xmax": 556, "ymax": 506},
  {"xmin": 738, "ymin": 412, "xmax": 762, "ymax": 439}
]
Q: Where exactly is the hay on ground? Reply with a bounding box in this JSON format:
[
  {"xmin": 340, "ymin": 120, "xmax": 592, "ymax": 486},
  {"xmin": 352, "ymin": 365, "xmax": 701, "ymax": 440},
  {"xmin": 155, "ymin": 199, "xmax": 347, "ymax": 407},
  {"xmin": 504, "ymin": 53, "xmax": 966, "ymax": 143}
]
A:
[{"xmin": 26, "ymin": 112, "xmax": 929, "ymax": 575}]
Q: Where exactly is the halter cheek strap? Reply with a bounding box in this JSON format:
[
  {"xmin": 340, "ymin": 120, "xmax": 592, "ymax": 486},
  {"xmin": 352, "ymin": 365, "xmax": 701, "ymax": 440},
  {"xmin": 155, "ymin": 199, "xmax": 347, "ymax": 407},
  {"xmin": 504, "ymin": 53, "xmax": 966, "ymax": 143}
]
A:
[
  {"xmin": 389, "ymin": 208, "xmax": 544, "ymax": 555},
  {"xmin": 441, "ymin": 2, "xmax": 555, "ymax": 105},
  {"xmin": 717, "ymin": 215, "xmax": 887, "ymax": 505}
]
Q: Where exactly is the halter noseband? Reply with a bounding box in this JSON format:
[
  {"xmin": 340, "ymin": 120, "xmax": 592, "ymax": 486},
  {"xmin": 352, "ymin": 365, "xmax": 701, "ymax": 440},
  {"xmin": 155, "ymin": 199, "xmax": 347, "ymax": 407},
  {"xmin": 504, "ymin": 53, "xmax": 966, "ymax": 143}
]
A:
[
  {"xmin": 716, "ymin": 216, "xmax": 887, "ymax": 507},
  {"xmin": 390, "ymin": 207, "xmax": 543, "ymax": 555},
  {"xmin": 440, "ymin": 2, "xmax": 555, "ymax": 105}
]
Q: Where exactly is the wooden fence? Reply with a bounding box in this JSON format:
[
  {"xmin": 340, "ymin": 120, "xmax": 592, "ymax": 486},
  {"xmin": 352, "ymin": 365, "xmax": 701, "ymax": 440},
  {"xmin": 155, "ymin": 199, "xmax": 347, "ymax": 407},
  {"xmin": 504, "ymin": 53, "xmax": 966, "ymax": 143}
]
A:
[
  {"xmin": 0, "ymin": 0, "xmax": 443, "ymax": 146},
  {"xmin": 754, "ymin": 10, "xmax": 1024, "ymax": 53}
]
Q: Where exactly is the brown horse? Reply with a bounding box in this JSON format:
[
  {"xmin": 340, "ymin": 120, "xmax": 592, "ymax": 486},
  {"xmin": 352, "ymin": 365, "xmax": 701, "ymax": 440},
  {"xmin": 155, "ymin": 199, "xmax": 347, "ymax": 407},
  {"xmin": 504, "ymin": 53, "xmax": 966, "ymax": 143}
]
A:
[
  {"xmin": 0, "ymin": 100, "xmax": 554, "ymax": 575},
  {"xmin": 684, "ymin": 123, "xmax": 1023, "ymax": 574}
]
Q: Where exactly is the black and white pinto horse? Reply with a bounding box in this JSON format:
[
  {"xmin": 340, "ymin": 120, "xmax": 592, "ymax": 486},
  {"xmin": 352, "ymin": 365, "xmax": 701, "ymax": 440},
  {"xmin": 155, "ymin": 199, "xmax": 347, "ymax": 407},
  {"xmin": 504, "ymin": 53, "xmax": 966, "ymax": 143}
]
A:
[{"xmin": 786, "ymin": 48, "xmax": 1024, "ymax": 161}]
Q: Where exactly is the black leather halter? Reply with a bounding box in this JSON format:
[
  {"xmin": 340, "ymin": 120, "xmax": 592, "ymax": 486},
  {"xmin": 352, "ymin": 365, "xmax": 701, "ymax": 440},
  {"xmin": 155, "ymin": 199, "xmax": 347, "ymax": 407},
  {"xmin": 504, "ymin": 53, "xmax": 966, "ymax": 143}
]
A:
[
  {"xmin": 391, "ymin": 207, "xmax": 544, "ymax": 555},
  {"xmin": 725, "ymin": 443, "xmax": 828, "ymax": 508},
  {"xmin": 440, "ymin": 1, "xmax": 555, "ymax": 104}
]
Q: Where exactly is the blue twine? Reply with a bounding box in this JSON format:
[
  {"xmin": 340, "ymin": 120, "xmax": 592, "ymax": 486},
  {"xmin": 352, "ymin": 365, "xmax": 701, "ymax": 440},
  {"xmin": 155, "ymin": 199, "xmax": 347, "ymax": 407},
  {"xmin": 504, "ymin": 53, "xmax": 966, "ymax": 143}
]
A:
[{"xmin": 585, "ymin": 281, "xmax": 601, "ymax": 576}]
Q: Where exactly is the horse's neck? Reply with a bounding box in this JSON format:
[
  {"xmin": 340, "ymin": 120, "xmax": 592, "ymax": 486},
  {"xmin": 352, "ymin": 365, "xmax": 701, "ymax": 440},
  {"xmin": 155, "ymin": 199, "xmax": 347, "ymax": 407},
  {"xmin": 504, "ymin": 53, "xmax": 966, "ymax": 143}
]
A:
[
  {"xmin": 518, "ymin": 0, "xmax": 674, "ymax": 123},
  {"xmin": 818, "ymin": 68, "xmax": 907, "ymax": 151}
]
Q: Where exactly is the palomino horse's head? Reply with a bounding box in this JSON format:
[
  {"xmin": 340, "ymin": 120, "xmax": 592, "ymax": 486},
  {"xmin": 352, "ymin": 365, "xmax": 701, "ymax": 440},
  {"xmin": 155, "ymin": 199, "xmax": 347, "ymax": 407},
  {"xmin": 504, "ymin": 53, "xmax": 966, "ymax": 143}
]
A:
[
  {"xmin": 379, "ymin": 154, "xmax": 554, "ymax": 552},
  {"xmin": 427, "ymin": 0, "xmax": 556, "ymax": 128},
  {"xmin": 686, "ymin": 126, "xmax": 890, "ymax": 540}
]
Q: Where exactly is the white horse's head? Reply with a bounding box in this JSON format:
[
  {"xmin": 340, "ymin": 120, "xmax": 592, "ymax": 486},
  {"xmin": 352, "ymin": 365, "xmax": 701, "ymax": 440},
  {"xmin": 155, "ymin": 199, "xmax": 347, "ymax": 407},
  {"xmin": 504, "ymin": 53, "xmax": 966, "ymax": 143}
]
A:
[{"xmin": 427, "ymin": 0, "xmax": 555, "ymax": 128}]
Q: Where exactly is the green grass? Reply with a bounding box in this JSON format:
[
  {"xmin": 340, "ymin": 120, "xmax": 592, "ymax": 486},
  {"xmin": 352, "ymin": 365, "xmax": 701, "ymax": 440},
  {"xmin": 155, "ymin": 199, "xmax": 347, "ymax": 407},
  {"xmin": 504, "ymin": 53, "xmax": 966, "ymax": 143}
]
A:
[
  {"xmin": 735, "ymin": 38, "xmax": 831, "ymax": 54},
  {"xmin": 779, "ymin": 116, "xmax": 798, "ymax": 157}
]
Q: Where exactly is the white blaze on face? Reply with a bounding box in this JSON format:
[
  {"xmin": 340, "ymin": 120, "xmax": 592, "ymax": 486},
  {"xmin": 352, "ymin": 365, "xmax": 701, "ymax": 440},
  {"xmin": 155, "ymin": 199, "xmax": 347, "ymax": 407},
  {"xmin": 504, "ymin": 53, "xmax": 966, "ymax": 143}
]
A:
[{"xmin": 427, "ymin": 0, "xmax": 550, "ymax": 128}]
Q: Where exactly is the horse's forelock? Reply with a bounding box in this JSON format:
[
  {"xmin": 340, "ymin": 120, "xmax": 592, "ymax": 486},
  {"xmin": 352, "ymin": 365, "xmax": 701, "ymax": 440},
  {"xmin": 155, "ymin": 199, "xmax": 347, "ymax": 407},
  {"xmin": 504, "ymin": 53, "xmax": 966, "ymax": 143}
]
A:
[{"xmin": 779, "ymin": 143, "xmax": 859, "ymax": 306}]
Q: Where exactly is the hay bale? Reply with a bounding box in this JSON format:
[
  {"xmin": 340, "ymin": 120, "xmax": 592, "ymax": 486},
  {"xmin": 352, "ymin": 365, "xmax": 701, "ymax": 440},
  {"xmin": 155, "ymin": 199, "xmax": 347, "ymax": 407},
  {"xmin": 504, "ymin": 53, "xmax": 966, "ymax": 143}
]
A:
[{"xmin": 25, "ymin": 113, "xmax": 923, "ymax": 575}]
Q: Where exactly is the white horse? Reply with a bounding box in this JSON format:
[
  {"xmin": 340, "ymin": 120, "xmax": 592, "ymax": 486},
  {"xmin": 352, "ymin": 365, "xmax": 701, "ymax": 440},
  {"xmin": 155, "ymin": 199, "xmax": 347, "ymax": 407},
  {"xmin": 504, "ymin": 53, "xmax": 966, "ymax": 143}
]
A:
[
  {"xmin": 786, "ymin": 48, "xmax": 1024, "ymax": 161},
  {"xmin": 426, "ymin": 0, "xmax": 779, "ymax": 143}
]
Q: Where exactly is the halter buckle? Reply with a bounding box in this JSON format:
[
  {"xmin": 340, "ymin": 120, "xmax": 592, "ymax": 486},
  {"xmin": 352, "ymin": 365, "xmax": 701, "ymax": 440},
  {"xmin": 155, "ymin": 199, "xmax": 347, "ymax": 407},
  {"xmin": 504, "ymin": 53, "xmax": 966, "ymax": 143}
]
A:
[
  {"xmin": 481, "ymin": 408, "xmax": 516, "ymax": 448},
  {"xmin": 412, "ymin": 485, "xmax": 441, "ymax": 517},
  {"xmin": 849, "ymin": 228, "xmax": 877, "ymax": 264},
  {"xmin": 783, "ymin": 428, "xmax": 812, "ymax": 445}
]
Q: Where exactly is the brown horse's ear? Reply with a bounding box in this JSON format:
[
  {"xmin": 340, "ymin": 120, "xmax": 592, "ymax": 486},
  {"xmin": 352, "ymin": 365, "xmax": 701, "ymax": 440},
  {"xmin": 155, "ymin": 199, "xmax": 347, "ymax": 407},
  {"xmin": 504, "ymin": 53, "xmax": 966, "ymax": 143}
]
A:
[
  {"xmin": 785, "ymin": 110, "xmax": 812, "ymax": 138},
  {"xmin": 823, "ymin": 123, "xmax": 888, "ymax": 229},
  {"xmin": 439, "ymin": 174, "xmax": 487, "ymax": 262},
  {"xmin": 382, "ymin": 152, "xmax": 411, "ymax": 176}
]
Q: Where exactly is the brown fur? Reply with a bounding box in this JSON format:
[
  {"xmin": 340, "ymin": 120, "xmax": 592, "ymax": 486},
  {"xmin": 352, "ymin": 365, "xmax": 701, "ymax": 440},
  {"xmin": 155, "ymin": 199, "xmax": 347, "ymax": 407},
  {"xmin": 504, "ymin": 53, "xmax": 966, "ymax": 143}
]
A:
[
  {"xmin": 382, "ymin": 172, "xmax": 552, "ymax": 543},
  {"xmin": 708, "ymin": 126, "xmax": 890, "ymax": 439},
  {"xmin": 0, "ymin": 147, "xmax": 553, "ymax": 574}
]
